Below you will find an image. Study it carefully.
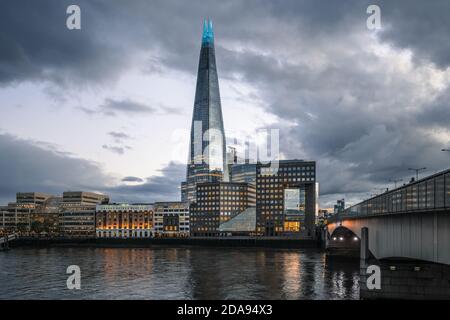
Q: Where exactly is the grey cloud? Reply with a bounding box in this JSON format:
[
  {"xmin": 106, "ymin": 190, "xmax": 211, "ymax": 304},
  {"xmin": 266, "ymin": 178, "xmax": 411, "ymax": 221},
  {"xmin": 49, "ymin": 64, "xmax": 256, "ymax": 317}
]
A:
[
  {"xmin": 0, "ymin": 133, "xmax": 183, "ymax": 204},
  {"xmin": 2, "ymin": 0, "xmax": 449, "ymax": 83},
  {"xmin": 108, "ymin": 132, "xmax": 131, "ymax": 140},
  {"xmin": 2, "ymin": 0, "xmax": 450, "ymax": 207},
  {"xmin": 121, "ymin": 176, "xmax": 144, "ymax": 183},
  {"xmin": 0, "ymin": 0, "xmax": 369, "ymax": 86},
  {"xmin": 107, "ymin": 162, "xmax": 185, "ymax": 203},
  {"xmin": 108, "ymin": 131, "xmax": 133, "ymax": 144},
  {"xmin": 377, "ymin": 0, "xmax": 450, "ymax": 68},
  {"xmin": 0, "ymin": 0, "xmax": 127, "ymax": 86},
  {"xmin": 0, "ymin": 132, "xmax": 113, "ymax": 203},
  {"xmin": 99, "ymin": 98, "xmax": 156, "ymax": 116},
  {"xmin": 102, "ymin": 144, "xmax": 131, "ymax": 155}
]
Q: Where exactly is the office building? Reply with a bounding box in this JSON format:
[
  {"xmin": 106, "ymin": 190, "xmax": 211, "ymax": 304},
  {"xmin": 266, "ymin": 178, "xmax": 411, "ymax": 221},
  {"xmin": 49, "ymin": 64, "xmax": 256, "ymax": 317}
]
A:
[
  {"xmin": 30, "ymin": 196, "xmax": 62, "ymax": 235},
  {"xmin": 62, "ymin": 191, "xmax": 109, "ymax": 205},
  {"xmin": 190, "ymin": 182, "xmax": 255, "ymax": 236},
  {"xmin": 256, "ymin": 160, "xmax": 317, "ymax": 238},
  {"xmin": 230, "ymin": 163, "xmax": 256, "ymax": 186},
  {"xmin": 60, "ymin": 191, "xmax": 109, "ymax": 237},
  {"xmin": 0, "ymin": 202, "xmax": 35, "ymax": 233},
  {"xmin": 153, "ymin": 202, "xmax": 190, "ymax": 237},
  {"xmin": 16, "ymin": 192, "xmax": 53, "ymax": 205},
  {"xmin": 1, "ymin": 192, "xmax": 56, "ymax": 234}
]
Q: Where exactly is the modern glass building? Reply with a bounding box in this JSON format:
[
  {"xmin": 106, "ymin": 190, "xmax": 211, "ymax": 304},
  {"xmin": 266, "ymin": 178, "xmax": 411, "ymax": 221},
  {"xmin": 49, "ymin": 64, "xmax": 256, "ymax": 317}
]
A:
[
  {"xmin": 181, "ymin": 19, "xmax": 227, "ymax": 204},
  {"xmin": 218, "ymin": 207, "xmax": 256, "ymax": 235},
  {"xmin": 256, "ymin": 160, "xmax": 317, "ymax": 238}
]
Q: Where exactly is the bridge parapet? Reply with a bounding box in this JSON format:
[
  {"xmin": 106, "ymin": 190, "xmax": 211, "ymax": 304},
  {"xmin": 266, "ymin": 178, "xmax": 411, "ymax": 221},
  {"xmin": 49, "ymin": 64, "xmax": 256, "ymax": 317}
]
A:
[{"xmin": 327, "ymin": 168, "xmax": 450, "ymax": 224}]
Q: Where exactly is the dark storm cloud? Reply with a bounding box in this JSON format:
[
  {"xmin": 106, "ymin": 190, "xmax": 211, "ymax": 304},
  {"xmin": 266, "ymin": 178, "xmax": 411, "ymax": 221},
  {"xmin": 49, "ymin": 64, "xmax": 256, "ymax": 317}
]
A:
[
  {"xmin": 0, "ymin": 133, "xmax": 112, "ymax": 203},
  {"xmin": 376, "ymin": 0, "xmax": 450, "ymax": 68},
  {"xmin": 0, "ymin": 0, "xmax": 368, "ymax": 86},
  {"xmin": 2, "ymin": 0, "xmax": 448, "ymax": 82},
  {"xmin": 0, "ymin": 133, "xmax": 183, "ymax": 204},
  {"xmin": 0, "ymin": 0, "xmax": 127, "ymax": 86},
  {"xmin": 2, "ymin": 0, "xmax": 450, "ymax": 206}
]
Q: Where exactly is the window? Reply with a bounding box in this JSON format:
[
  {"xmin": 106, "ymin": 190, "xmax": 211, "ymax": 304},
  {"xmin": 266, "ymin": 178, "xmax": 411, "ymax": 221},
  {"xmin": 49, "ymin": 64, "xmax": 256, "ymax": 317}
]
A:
[
  {"xmin": 418, "ymin": 182, "xmax": 427, "ymax": 209},
  {"xmin": 426, "ymin": 180, "xmax": 435, "ymax": 209},
  {"xmin": 436, "ymin": 176, "xmax": 445, "ymax": 208}
]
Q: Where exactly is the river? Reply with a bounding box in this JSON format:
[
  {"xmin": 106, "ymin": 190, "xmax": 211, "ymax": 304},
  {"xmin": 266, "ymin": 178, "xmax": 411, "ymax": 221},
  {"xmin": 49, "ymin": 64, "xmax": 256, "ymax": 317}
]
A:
[{"xmin": 0, "ymin": 247, "xmax": 359, "ymax": 299}]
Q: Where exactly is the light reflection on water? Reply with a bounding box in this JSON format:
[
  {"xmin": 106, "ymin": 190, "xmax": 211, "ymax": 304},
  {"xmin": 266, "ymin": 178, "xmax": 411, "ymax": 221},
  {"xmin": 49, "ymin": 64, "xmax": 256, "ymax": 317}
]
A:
[{"xmin": 0, "ymin": 247, "xmax": 359, "ymax": 300}]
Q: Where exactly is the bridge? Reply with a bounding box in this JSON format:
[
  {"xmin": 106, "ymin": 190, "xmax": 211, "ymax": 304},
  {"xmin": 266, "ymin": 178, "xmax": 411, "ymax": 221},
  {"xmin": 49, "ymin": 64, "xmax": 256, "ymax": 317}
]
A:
[{"xmin": 324, "ymin": 168, "xmax": 450, "ymax": 299}]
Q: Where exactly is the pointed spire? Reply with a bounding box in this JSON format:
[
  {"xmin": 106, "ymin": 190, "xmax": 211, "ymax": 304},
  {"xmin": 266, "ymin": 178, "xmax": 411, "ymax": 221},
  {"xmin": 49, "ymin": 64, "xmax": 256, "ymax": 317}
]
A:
[{"xmin": 202, "ymin": 18, "xmax": 214, "ymax": 45}]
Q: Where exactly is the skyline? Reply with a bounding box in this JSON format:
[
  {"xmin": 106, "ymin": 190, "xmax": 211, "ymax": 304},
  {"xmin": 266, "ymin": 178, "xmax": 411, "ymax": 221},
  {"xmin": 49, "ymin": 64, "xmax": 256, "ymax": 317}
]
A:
[{"xmin": 1, "ymin": 0, "xmax": 450, "ymax": 207}]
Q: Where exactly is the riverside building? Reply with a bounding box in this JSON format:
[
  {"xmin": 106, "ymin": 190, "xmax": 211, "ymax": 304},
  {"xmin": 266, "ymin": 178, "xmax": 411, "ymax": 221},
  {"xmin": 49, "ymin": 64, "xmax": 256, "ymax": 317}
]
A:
[
  {"xmin": 190, "ymin": 182, "xmax": 256, "ymax": 236},
  {"xmin": 153, "ymin": 202, "xmax": 190, "ymax": 237},
  {"xmin": 60, "ymin": 191, "xmax": 109, "ymax": 237},
  {"xmin": 256, "ymin": 160, "xmax": 318, "ymax": 238},
  {"xmin": 0, "ymin": 192, "xmax": 55, "ymax": 234},
  {"xmin": 96, "ymin": 203, "xmax": 153, "ymax": 238}
]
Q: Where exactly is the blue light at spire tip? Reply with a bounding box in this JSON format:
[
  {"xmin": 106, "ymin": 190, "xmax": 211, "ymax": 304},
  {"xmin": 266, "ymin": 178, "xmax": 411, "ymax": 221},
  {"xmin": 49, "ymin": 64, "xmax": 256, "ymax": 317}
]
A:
[{"xmin": 202, "ymin": 18, "xmax": 214, "ymax": 44}]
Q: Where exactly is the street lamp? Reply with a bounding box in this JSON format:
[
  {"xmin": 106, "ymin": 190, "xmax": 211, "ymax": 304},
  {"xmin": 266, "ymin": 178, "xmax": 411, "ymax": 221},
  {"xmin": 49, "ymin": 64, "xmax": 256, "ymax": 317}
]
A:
[
  {"xmin": 389, "ymin": 178, "xmax": 403, "ymax": 188},
  {"xmin": 408, "ymin": 167, "xmax": 426, "ymax": 181},
  {"xmin": 371, "ymin": 188, "xmax": 385, "ymax": 196}
]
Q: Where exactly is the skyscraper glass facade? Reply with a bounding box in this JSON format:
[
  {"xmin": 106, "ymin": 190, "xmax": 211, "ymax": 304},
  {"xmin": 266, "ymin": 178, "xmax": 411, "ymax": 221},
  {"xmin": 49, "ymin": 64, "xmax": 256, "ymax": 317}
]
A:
[{"xmin": 182, "ymin": 19, "xmax": 227, "ymax": 204}]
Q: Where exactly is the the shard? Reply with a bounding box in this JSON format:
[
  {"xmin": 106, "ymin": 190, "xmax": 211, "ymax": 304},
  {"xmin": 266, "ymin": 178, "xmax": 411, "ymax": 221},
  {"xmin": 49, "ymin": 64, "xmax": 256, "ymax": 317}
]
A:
[{"xmin": 181, "ymin": 19, "xmax": 227, "ymax": 204}]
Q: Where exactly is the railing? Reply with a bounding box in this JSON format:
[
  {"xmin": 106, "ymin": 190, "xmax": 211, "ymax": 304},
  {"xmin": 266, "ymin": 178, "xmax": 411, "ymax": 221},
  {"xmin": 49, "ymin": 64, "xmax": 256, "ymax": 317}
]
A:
[
  {"xmin": 0, "ymin": 233, "xmax": 18, "ymax": 245},
  {"xmin": 327, "ymin": 168, "xmax": 450, "ymax": 223}
]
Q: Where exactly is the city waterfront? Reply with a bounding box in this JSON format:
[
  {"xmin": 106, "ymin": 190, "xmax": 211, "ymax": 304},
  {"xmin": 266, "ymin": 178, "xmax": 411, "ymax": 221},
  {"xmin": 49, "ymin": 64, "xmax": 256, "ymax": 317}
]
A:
[{"xmin": 0, "ymin": 247, "xmax": 359, "ymax": 300}]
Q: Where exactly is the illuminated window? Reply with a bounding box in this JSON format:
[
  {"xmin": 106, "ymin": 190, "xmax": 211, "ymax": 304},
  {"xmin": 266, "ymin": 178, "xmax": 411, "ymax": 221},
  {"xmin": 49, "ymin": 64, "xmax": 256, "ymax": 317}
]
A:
[{"xmin": 284, "ymin": 221, "xmax": 300, "ymax": 232}]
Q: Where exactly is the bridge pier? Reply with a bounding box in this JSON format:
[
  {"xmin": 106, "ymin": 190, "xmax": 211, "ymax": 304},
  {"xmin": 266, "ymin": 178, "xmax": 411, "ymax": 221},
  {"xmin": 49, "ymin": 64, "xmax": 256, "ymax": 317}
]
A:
[
  {"xmin": 359, "ymin": 227, "xmax": 450, "ymax": 300},
  {"xmin": 361, "ymin": 259, "xmax": 450, "ymax": 300}
]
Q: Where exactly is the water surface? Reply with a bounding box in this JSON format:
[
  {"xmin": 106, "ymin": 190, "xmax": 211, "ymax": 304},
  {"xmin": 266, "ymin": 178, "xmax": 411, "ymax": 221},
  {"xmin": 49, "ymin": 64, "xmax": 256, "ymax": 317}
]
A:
[{"xmin": 0, "ymin": 247, "xmax": 359, "ymax": 299}]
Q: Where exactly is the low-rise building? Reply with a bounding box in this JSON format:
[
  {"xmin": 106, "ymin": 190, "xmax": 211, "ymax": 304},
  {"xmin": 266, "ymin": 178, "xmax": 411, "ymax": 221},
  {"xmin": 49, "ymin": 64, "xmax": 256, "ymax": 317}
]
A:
[
  {"xmin": 96, "ymin": 203, "xmax": 153, "ymax": 238},
  {"xmin": 16, "ymin": 192, "xmax": 53, "ymax": 205},
  {"xmin": 1, "ymin": 192, "xmax": 56, "ymax": 234},
  {"xmin": 30, "ymin": 196, "xmax": 62, "ymax": 235},
  {"xmin": 0, "ymin": 202, "xmax": 35, "ymax": 233},
  {"xmin": 190, "ymin": 182, "xmax": 255, "ymax": 237},
  {"xmin": 60, "ymin": 191, "xmax": 109, "ymax": 237},
  {"xmin": 153, "ymin": 202, "xmax": 189, "ymax": 237}
]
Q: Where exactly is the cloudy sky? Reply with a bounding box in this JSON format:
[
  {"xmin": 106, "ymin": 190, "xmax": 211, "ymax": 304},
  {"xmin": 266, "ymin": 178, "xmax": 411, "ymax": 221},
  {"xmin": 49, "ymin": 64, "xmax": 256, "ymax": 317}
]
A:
[{"xmin": 1, "ymin": 0, "xmax": 450, "ymax": 207}]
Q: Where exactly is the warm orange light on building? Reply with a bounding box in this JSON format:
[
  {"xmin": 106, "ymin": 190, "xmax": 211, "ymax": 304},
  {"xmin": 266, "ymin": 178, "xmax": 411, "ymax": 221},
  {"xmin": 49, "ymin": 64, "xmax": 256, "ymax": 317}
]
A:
[{"xmin": 284, "ymin": 221, "xmax": 300, "ymax": 232}]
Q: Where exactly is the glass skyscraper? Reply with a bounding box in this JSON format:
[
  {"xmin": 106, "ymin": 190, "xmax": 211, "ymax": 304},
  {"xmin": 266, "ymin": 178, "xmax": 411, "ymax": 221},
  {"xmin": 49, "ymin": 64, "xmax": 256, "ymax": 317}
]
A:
[{"xmin": 181, "ymin": 19, "xmax": 227, "ymax": 204}]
